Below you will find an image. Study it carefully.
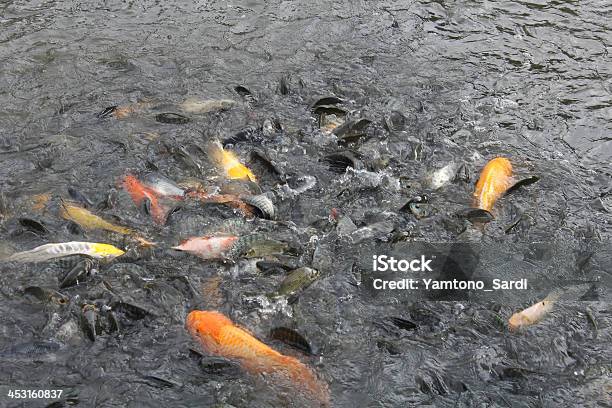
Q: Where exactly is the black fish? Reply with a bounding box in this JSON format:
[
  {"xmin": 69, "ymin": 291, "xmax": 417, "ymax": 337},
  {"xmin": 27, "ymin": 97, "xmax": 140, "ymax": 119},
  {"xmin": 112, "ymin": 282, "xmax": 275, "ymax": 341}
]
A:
[
  {"xmin": 18, "ymin": 218, "xmax": 48, "ymax": 235},
  {"xmin": 270, "ymin": 327, "xmax": 313, "ymax": 355},
  {"xmin": 505, "ymin": 176, "xmax": 540, "ymax": 196},
  {"xmin": 68, "ymin": 187, "xmax": 94, "ymax": 207}
]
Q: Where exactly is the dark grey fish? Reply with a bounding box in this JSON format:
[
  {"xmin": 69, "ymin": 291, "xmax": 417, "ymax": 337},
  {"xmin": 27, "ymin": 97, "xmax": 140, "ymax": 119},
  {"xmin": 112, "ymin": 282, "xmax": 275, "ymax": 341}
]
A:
[
  {"xmin": 243, "ymin": 194, "xmax": 276, "ymax": 220},
  {"xmin": 18, "ymin": 218, "xmax": 49, "ymax": 235},
  {"xmin": 68, "ymin": 187, "xmax": 94, "ymax": 207},
  {"xmin": 505, "ymin": 175, "xmax": 540, "ymax": 196},
  {"xmin": 322, "ymin": 151, "xmax": 364, "ymax": 174},
  {"xmin": 0, "ymin": 340, "xmax": 61, "ymax": 360},
  {"xmin": 311, "ymin": 96, "xmax": 344, "ymax": 108},
  {"xmin": 155, "ymin": 112, "xmax": 190, "ymax": 124},
  {"xmin": 81, "ymin": 304, "xmax": 98, "ymax": 341},
  {"xmin": 24, "ymin": 286, "xmax": 69, "ymax": 305},
  {"xmin": 272, "ymin": 267, "xmax": 320, "ymax": 298},
  {"xmin": 59, "ymin": 257, "xmax": 96, "ymax": 288},
  {"xmin": 270, "ymin": 327, "xmax": 313, "ymax": 355}
]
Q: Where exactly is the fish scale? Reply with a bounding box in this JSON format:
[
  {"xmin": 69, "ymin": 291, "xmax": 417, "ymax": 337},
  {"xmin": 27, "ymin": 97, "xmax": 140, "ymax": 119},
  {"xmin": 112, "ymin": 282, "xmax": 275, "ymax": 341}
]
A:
[{"xmin": 217, "ymin": 326, "xmax": 282, "ymax": 359}]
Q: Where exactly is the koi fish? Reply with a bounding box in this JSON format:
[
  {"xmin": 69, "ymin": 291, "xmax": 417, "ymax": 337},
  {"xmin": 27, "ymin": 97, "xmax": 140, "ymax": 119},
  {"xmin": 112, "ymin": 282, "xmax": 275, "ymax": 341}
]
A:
[
  {"xmin": 508, "ymin": 291, "xmax": 560, "ymax": 332},
  {"xmin": 171, "ymin": 236, "xmax": 238, "ymax": 260},
  {"xmin": 473, "ymin": 157, "xmax": 513, "ymax": 212},
  {"xmin": 209, "ymin": 141, "xmax": 256, "ymax": 182},
  {"xmin": 4, "ymin": 242, "xmax": 124, "ymax": 263},
  {"xmin": 30, "ymin": 192, "xmax": 52, "ymax": 213},
  {"xmin": 121, "ymin": 174, "xmax": 171, "ymax": 224},
  {"xmin": 60, "ymin": 201, "xmax": 154, "ymax": 246},
  {"xmin": 60, "ymin": 201, "xmax": 132, "ymax": 235},
  {"xmin": 186, "ymin": 310, "xmax": 329, "ymax": 406}
]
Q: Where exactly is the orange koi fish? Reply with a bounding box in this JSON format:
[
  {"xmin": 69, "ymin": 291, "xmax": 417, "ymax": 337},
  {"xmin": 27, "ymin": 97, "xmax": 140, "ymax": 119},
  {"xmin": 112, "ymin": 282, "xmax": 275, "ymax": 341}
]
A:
[
  {"xmin": 121, "ymin": 174, "xmax": 170, "ymax": 224},
  {"xmin": 172, "ymin": 236, "xmax": 238, "ymax": 260},
  {"xmin": 186, "ymin": 310, "xmax": 329, "ymax": 406},
  {"xmin": 473, "ymin": 157, "xmax": 513, "ymax": 212}
]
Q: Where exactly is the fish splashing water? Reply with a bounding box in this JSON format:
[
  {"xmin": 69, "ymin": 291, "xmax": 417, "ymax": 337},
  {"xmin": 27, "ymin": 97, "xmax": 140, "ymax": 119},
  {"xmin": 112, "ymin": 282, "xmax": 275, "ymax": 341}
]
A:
[
  {"xmin": 209, "ymin": 141, "xmax": 256, "ymax": 182},
  {"xmin": 473, "ymin": 157, "xmax": 513, "ymax": 212},
  {"xmin": 121, "ymin": 174, "xmax": 173, "ymax": 224},
  {"xmin": 508, "ymin": 291, "xmax": 561, "ymax": 332}
]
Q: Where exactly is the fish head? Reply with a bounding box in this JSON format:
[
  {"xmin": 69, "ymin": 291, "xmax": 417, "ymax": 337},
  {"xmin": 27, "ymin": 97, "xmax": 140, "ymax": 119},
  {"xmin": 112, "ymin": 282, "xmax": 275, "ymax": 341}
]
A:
[
  {"xmin": 490, "ymin": 157, "xmax": 513, "ymax": 177},
  {"xmin": 227, "ymin": 164, "xmax": 256, "ymax": 181},
  {"xmin": 186, "ymin": 310, "xmax": 233, "ymax": 340},
  {"xmin": 473, "ymin": 157, "xmax": 513, "ymax": 211},
  {"xmin": 91, "ymin": 243, "xmax": 125, "ymax": 259}
]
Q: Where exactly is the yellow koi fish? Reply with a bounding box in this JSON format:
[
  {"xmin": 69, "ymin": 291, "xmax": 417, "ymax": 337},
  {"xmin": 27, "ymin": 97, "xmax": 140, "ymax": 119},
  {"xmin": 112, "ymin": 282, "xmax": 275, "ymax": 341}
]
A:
[
  {"xmin": 209, "ymin": 142, "xmax": 256, "ymax": 182},
  {"xmin": 4, "ymin": 242, "xmax": 124, "ymax": 263},
  {"xmin": 60, "ymin": 202, "xmax": 154, "ymax": 246},
  {"xmin": 60, "ymin": 202, "xmax": 132, "ymax": 235}
]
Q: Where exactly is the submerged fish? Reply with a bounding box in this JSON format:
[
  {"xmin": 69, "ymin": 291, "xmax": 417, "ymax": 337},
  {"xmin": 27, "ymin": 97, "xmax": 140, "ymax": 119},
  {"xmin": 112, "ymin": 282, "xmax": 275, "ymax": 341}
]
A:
[
  {"xmin": 121, "ymin": 174, "xmax": 172, "ymax": 224},
  {"xmin": 100, "ymin": 101, "xmax": 153, "ymax": 119},
  {"xmin": 508, "ymin": 291, "xmax": 560, "ymax": 332},
  {"xmin": 186, "ymin": 310, "xmax": 329, "ymax": 406},
  {"xmin": 60, "ymin": 202, "xmax": 132, "ymax": 235},
  {"xmin": 180, "ymin": 98, "xmax": 236, "ymax": 114},
  {"xmin": 187, "ymin": 191, "xmax": 255, "ymax": 218},
  {"xmin": 425, "ymin": 162, "xmax": 458, "ymax": 190},
  {"xmin": 473, "ymin": 157, "xmax": 513, "ymax": 212},
  {"xmin": 4, "ymin": 242, "xmax": 124, "ymax": 263},
  {"xmin": 209, "ymin": 142, "xmax": 256, "ymax": 182},
  {"xmin": 172, "ymin": 236, "xmax": 239, "ymax": 260},
  {"xmin": 226, "ymin": 235, "xmax": 289, "ymax": 259},
  {"xmin": 30, "ymin": 192, "xmax": 52, "ymax": 213},
  {"xmin": 60, "ymin": 202, "xmax": 154, "ymax": 246},
  {"xmin": 273, "ymin": 267, "xmax": 320, "ymax": 298}
]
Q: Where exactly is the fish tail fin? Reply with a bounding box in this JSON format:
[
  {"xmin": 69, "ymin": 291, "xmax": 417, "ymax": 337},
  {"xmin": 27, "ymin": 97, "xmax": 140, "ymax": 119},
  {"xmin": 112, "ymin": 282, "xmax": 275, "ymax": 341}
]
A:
[
  {"xmin": 276, "ymin": 355, "xmax": 330, "ymax": 406},
  {"xmin": 3, "ymin": 252, "xmax": 24, "ymax": 262},
  {"xmin": 4, "ymin": 248, "xmax": 41, "ymax": 263}
]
